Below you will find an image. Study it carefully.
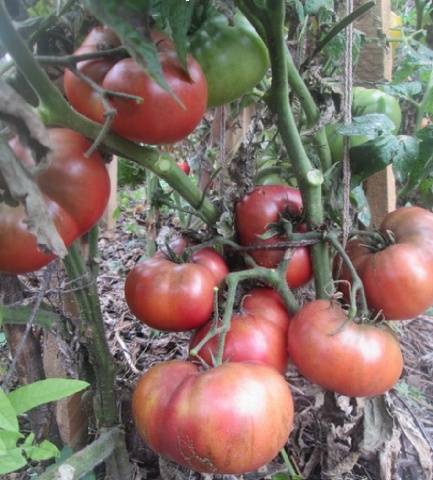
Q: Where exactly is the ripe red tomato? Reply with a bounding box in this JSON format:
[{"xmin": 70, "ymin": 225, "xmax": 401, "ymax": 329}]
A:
[
  {"xmin": 0, "ymin": 129, "xmax": 110, "ymax": 274},
  {"xmin": 190, "ymin": 288, "xmax": 291, "ymax": 372},
  {"xmin": 287, "ymin": 300, "xmax": 403, "ymax": 397},
  {"xmin": 64, "ymin": 27, "xmax": 207, "ymax": 145},
  {"xmin": 125, "ymin": 241, "xmax": 228, "ymax": 331},
  {"xmin": 342, "ymin": 207, "xmax": 433, "ymax": 320},
  {"xmin": 132, "ymin": 360, "xmax": 294, "ymax": 474},
  {"xmin": 235, "ymin": 185, "xmax": 312, "ymax": 288},
  {"xmin": 177, "ymin": 161, "xmax": 190, "ymax": 175}
]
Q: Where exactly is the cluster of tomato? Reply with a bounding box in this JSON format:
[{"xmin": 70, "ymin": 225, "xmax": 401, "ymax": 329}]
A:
[
  {"xmin": 125, "ymin": 185, "xmax": 310, "ymax": 474},
  {"xmin": 126, "ymin": 178, "xmax": 433, "ymax": 473},
  {"xmin": 0, "ymin": 15, "xmax": 269, "ymax": 276}
]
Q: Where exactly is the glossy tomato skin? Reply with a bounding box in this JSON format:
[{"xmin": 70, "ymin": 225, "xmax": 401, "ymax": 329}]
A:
[
  {"xmin": 287, "ymin": 300, "xmax": 403, "ymax": 397},
  {"xmin": 103, "ymin": 53, "xmax": 207, "ymax": 144},
  {"xmin": 132, "ymin": 360, "xmax": 294, "ymax": 474},
  {"xmin": 64, "ymin": 27, "xmax": 207, "ymax": 145},
  {"xmin": 235, "ymin": 185, "xmax": 312, "ymax": 288},
  {"xmin": 343, "ymin": 207, "xmax": 433, "ymax": 320},
  {"xmin": 190, "ymin": 288, "xmax": 291, "ymax": 373},
  {"xmin": 124, "ymin": 257, "xmax": 215, "ymax": 331},
  {"xmin": 0, "ymin": 129, "xmax": 110, "ymax": 274},
  {"xmin": 190, "ymin": 15, "xmax": 269, "ymax": 107}
]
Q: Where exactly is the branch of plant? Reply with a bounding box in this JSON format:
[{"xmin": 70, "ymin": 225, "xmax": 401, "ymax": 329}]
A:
[
  {"xmin": 325, "ymin": 232, "xmax": 368, "ymax": 319},
  {"xmin": 37, "ymin": 427, "xmax": 124, "ymax": 480},
  {"xmin": 63, "ymin": 244, "xmax": 118, "ymax": 428},
  {"xmin": 301, "ymin": 1, "xmax": 375, "ymax": 69},
  {"xmin": 237, "ymin": 0, "xmax": 332, "ymax": 298},
  {"xmin": 0, "ymin": 1, "xmax": 219, "ymax": 226},
  {"xmin": 36, "ymin": 47, "xmax": 128, "ymax": 66}
]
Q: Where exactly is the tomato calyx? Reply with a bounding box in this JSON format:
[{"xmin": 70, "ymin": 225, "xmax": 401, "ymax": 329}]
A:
[{"xmin": 352, "ymin": 229, "xmax": 396, "ymax": 253}]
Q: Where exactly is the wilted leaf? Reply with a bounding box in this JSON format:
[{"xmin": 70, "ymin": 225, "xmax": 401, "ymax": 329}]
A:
[
  {"xmin": 0, "ymin": 137, "xmax": 67, "ymax": 258},
  {"xmin": 361, "ymin": 396, "xmax": 394, "ymax": 454}
]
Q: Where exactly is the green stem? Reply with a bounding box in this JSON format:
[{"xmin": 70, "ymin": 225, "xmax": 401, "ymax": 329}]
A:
[
  {"xmin": 63, "ymin": 244, "xmax": 118, "ymax": 427},
  {"xmin": 415, "ymin": 0, "xmax": 426, "ymax": 31},
  {"xmin": 238, "ymin": 1, "xmax": 332, "ymax": 298},
  {"xmin": 325, "ymin": 232, "xmax": 368, "ymax": 319},
  {"xmin": 213, "ymin": 265, "xmax": 300, "ymax": 366},
  {"xmin": 416, "ymin": 68, "xmax": 433, "ymax": 130},
  {"xmin": 0, "ymin": 1, "xmax": 219, "ymax": 226},
  {"xmin": 37, "ymin": 427, "xmax": 127, "ymax": 480},
  {"xmin": 63, "ymin": 244, "xmax": 131, "ymax": 477},
  {"xmin": 280, "ymin": 447, "xmax": 303, "ymax": 480}
]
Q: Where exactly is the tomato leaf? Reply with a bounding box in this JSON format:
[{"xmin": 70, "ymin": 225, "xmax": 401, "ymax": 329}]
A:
[
  {"xmin": 337, "ymin": 113, "xmax": 395, "ymax": 137},
  {"xmin": 0, "ymin": 387, "xmax": 19, "ymax": 432},
  {"xmin": 166, "ymin": 0, "xmax": 195, "ymax": 71},
  {"xmin": 350, "ymin": 135, "xmax": 417, "ymax": 187},
  {"xmin": 82, "ymin": 0, "xmax": 171, "ymax": 93},
  {"xmin": 7, "ymin": 378, "xmax": 89, "ymax": 415}
]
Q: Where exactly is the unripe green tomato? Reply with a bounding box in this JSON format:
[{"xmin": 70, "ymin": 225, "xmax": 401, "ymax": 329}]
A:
[
  {"xmin": 190, "ymin": 14, "xmax": 269, "ymax": 107},
  {"xmin": 255, "ymin": 173, "xmax": 288, "ymax": 186},
  {"xmin": 326, "ymin": 87, "xmax": 402, "ymax": 162}
]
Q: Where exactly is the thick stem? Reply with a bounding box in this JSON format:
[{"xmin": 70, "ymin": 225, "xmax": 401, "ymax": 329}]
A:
[
  {"xmin": 239, "ymin": 1, "xmax": 332, "ymax": 298},
  {"xmin": 0, "ymin": 1, "xmax": 219, "ymax": 226},
  {"xmin": 37, "ymin": 427, "xmax": 125, "ymax": 480},
  {"xmin": 63, "ymin": 244, "xmax": 118, "ymax": 427},
  {"xmin": 63, "ymin": 244, "xmax": 131, "ymax": 477}
]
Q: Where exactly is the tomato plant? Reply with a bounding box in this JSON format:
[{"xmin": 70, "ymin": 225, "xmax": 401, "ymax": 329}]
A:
[
  {"xmin": 64, "ymin": 27, "xmax": 208, "ymax": 145},
  {"xmin": 287, "ymin": 300, "xmax": 403, "ymax": 397},
  {"xmin": 125, "ymin": 242, "xmax": 227, "ymax": 331},
  {"xmin": 235, "ymin": 185, "xmax": 312, "ymax": 288},
  {"xmin": 0, "ymin": 128, "xmax": 110, "ymax": 274},
  {"xmin": 132, "ymin": 360, "xmax": 294, "ymax": 474},
  {"xmin": 190, "ymin": 288, "xmax": 291, "ymax": 372},
  {"xmin": 342, "ymin": 206, "xmax": 433, "ymax": 320},
  {"xmin": 190, "ymin": 14, "xmax": 269, "ymax": 107}
]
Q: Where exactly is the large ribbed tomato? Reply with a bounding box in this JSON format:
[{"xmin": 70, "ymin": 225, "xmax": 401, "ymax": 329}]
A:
[
  {"xmin": 132, "ymin": 360, "xmax": 294, "ymax": 474},
  {"xmin": 287, "ymin": 300, "xmax": 403, "ymax": 397},
  {"xmin": 64, "ymin": 27, "xmax": 207, "ymax": 144},
  {"xmin": 0, "ymin": 129, "xmax": 110, "ymax": 274},
  {"xmin": 235, "ymin": 185, "xmax": 312, "ymax": 288},
  {"xmin": 190, "ymin": 288, "xmax": 291, "ymax": 373},
  {"xmin": 343, "ymin": 207, "xmax": 433, "ymax": 320},
  {"xmin": 125, "ymin": 243, "xmax": 228, "ymax": 331}
]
